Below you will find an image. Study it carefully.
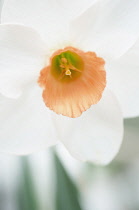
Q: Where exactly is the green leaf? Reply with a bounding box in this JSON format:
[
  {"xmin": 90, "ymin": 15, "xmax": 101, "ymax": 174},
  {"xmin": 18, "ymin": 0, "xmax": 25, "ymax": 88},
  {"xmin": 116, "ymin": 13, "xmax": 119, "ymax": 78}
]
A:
[
  {"xmin": 16, "ymin": 157, "xmax": 39, "ymax": 210},
  {"xmin": 54, "ymin": 152, "xmax": 83, "ymax": 210}
]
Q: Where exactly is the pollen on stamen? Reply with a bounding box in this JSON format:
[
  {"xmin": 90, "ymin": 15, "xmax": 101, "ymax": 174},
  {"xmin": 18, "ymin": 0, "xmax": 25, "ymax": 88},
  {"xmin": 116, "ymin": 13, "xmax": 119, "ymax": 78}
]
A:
[
  {"xmin": 38, "ymin": 46, "xmax": 106, "ymax": 118},
  {"xmin": 65, "ymin": 69, "xmax": 71, "ymax": 76}
]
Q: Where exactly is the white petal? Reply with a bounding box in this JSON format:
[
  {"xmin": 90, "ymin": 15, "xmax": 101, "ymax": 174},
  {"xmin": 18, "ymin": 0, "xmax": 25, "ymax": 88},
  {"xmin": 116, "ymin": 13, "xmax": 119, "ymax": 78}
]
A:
[
  {"xmin": 0, "ymin": 24, "xmax": 47, "ymax": 98},
  {"xmin": 56, "ymin": 144, "xmax": 83, "ymax": 179},
  {"xmin": 107, "ymin": 39, "xmax": 139, "ymax": 118},
  {"xmin": 70, "ymin": 0, "xmax": 139, "ymax": 60},
  {"xmin": 0, "ymin": 86, "xmax": 58, "ymax": 155},
  {"xmin": 51, "ymin": 89, "xmax": 123, "ymax": 165},
  {"xmin": 1, "ymin": 0, "xmax": 96, "ymax": 48},
  {"xmin": 52, "ymin": 0, "xmax": 96, "ymax": 19}
]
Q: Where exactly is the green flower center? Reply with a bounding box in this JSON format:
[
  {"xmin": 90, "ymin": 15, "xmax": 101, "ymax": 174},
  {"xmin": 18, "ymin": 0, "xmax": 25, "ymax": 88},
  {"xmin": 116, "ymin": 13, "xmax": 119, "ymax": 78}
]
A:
[{"xmin": 51, "ymin": 50, "xmax": 84, "ymax": 82}]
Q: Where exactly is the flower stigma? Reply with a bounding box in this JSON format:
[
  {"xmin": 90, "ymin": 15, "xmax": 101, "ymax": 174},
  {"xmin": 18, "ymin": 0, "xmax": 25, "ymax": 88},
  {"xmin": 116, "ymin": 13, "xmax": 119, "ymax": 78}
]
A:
[{"xmin": 38, "ymin": 46, "xmax": 106, "ymax": 118}]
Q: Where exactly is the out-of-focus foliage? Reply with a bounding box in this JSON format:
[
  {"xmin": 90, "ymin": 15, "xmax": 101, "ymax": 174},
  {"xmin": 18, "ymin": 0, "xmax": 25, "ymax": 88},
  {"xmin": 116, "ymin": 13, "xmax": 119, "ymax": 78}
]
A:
[
  {"xmin": 16, "ymin": 157, "xmax": 39, "ymax": 210},
  {"xmin": 117, "ymin": 117, "xmax": 139, "ymax": 162},
  {"xmin": 0, "ymin": 117, "xmax": 139, "ymax": 210},
  {"xmin": 54, "ymin": 152, "xmax": 83, "ymax": 210}
]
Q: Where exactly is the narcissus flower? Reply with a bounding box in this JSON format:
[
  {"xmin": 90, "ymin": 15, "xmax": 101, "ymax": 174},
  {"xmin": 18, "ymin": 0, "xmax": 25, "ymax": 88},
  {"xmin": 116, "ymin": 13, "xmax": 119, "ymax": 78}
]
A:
[{"xmin": 0, "ymin": 0, "xmax": 139, "ymax": 164}]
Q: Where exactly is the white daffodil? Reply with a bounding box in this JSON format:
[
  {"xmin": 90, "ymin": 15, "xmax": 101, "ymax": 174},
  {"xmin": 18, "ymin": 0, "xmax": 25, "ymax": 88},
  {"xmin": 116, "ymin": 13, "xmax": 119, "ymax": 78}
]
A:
[{"xmin": 0, "ymin": 0, "xmax": 139, "ymax": 165}]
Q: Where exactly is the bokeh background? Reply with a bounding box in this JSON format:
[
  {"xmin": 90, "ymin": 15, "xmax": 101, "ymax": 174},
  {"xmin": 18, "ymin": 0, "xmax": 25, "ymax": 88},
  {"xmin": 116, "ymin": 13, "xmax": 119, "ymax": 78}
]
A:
[
  {"xmin": 0, "ymin": 0, "xmax": 139, "ymax": 209},
  {"xmin": 0, "ymin": 117, "xmax": 139, "ymax": 210}
]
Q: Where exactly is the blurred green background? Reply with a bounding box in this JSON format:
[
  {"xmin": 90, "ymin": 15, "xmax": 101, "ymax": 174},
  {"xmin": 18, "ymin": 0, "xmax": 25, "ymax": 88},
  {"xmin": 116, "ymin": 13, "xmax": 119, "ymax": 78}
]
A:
[{"xmin": 0, "ymin": 118, "xmax": 139, "ymax": 210}]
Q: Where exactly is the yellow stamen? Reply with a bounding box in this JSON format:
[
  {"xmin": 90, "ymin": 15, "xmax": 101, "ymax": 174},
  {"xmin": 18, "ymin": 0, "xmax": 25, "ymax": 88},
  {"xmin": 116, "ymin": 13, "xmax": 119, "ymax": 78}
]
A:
[
  {"xmin": 59, "ymin": 58, "xmax": 81, "ymax": 80},
  {"xmin": 65, "ymin": 69, "xmax": 71, "ymax": 75},
  {"xmin": 61, "ymin": 58, "xmax": 68, "ymax": 64}
]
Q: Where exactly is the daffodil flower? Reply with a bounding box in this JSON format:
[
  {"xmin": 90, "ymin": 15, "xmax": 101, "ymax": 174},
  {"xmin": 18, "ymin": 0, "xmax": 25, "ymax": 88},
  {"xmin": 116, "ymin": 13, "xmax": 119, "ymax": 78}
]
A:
[{"xmin": 0, "ymin": 0, "xmax": 139, "ymax": 164}]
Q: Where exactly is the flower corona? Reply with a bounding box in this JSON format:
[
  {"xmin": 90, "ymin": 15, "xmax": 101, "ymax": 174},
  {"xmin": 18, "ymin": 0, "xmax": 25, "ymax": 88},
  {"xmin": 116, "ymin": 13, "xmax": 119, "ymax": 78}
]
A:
[{"xmin": 38, "ymin": 47, "xmax": 106, "ymax": 118}]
